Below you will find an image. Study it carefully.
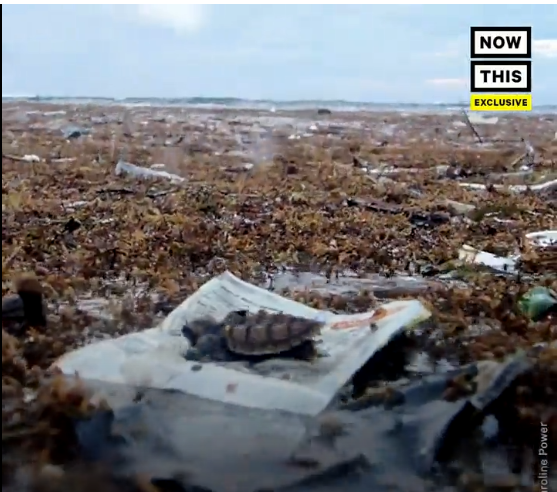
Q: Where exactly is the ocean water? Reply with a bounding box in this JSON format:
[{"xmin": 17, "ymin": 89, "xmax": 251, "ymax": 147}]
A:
[{"xmin": 3, "ymin": 95, "xmax": 556, "ymax": 114}]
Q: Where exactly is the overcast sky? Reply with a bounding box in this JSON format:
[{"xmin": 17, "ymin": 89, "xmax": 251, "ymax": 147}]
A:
[{"xmin": 2, "ymin": 4, "xmax": 556, "ymax": 103}]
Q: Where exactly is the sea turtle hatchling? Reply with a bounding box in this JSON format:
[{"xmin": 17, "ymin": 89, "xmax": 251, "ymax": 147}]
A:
[{"xmin": 181, "ymin": 309, "xmax": 324, "ymax": 362}]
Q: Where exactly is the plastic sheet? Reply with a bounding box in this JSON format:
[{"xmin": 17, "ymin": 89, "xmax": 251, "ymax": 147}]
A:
[
  {"xmin": 54, "ymin": 272, "xmax": 431, "ymax": 416},
  {"xmin": 70, "ymin": 355, "xmax": 532, "ymax": 492}
]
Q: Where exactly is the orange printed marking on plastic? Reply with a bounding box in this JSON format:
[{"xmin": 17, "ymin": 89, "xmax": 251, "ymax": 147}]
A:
[{"xmin": 330, "ymin": 306, "xmax": 404, "ymax": 330}]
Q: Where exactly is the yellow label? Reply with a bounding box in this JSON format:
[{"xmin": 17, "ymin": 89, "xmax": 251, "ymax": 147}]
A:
[{"xmin": 469, "ymin": 94, "xmax": 531, "ymax": 111}]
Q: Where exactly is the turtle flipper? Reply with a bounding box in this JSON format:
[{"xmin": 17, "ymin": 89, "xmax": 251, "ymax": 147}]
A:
[
  {"xmin": 181, "ymin": 317, "xmax": 223, "ymax": 344},
  {"xmin": 184, "ymin": 334, "xmax": 231, "ymax": 362},
  {"xmin": 181, "ymin": 325, "xmax": 199, "ymax": 345}
]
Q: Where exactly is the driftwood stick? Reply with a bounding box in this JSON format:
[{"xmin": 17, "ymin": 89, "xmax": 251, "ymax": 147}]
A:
[{"xmin": 461, "ymin": 110, "xmax": 483, "ymax": 144}]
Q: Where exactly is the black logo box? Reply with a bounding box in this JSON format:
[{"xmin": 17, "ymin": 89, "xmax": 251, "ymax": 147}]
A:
[
  {"xmin": 470, "ymin": 60, "xmax": 532, "ymax": 93},
  {"xmin": 470, "ymin": 26, "xmax": 532, "ymax": 59}
]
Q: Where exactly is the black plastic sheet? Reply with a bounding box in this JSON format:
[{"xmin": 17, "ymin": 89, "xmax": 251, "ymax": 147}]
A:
[{"xmin": 71, "ymin": 354, "xmax": 532, "ymax": 492}]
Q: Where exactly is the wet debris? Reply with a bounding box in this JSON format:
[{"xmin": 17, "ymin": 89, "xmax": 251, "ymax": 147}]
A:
[
  {"xmin": 63, "ymin": 126, "xmax": 90, "ymax": 140},
  {"xmin": 2, "ymin": 100, "xmax": 556, "ymax": 492},
  {"xmin": 55, "ymin": 352, "xmax": 550, "ymax": 492},
  {"xmin": 518, "ymin": 286, "xmax": 556, "ymax": 322}
]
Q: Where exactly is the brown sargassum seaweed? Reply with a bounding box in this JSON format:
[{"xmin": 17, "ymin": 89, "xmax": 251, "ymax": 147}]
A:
[
  {"xmin": 223, "ymin": 309, "xmax": 323, "ymax": 355},
  {"xmin": 3, "ymin": 103, "xmax": 557, "ymax": 487}
]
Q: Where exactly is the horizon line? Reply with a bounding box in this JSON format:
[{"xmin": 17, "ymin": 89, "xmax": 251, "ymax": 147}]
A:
[{"xmin": 3, "ymin": 95, "xmax": 555, "ymax": 107}]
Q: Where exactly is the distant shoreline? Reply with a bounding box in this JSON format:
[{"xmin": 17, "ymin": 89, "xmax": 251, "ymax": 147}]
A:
[{"xmin": 3, "ymin": 96, "xmax": 556, "ymax": 114}]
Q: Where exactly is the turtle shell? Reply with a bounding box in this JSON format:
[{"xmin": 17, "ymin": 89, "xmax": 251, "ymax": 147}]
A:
[{"xmin": 223, "ymin": 309, "xmax": 323, "ymax": 356}]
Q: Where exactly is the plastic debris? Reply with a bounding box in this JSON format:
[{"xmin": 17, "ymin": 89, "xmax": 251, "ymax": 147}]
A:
[
  {"xmin": 3, "ymin": 96, "xmax": 556, "ymax": 492},
  {"xmin": 459, "ymin": 230, "xmax": 557, "ymax": 273},
  {"xmin": 54, "ymin": 271, "xmax": 431, "ymax": 416},
  {"xmin": 526, "ymin": 230, "xmax": 557, "ymax": 247},
  {"xmin": 63, "ymin": 126, "xmax": 90, "ymax": 139},
  {"xmin": 458, "ymin": 245, "xmax": 518, "ymax": 273},
  {"xmin": 518, "ymin": 286, "xmax": 556, "ymax": 321},
  {"xmin": 459, "ymin": 178, "xmax": 557, "ymax": 194},
  {"xmin": 467, "ymin": 114, "xmax": 499, "ymax": 125},
  {"xmin": 115, "ymin": 159, "xmax": 185, "ymax": 183},
  {"xmin": 66, "ymin": 354, "xmax": 531, "ymax": 492},
  {"xmin": 2, "ymin": 153, "xmax": 41, "ymax": 163}
]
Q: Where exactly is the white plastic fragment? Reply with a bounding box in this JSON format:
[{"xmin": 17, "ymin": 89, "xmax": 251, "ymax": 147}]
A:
[
  {"xmin": 467, "ymin": 114, "xmax": 499, "ymax": 125},
  {"xmin": 459, "ymin": 230, "xmax": 556, "ymax": 273},
  {"xmin": 115, "ymin": 160, "xmax": 185, "ymax": 183},
  {"xmin": 459, "ymin": 245, "xmax": 519, "ymax": 273},
  {"xmin": 365, "ymin": 165, "xmax": 448, "ymax": 176},
  {"xmin": 459, "ymin": 179, "xmax": 557, "ymax": 193},
  {"xmin": 526, "ymin": 230, "xmax": 557, "ymax": 247}
]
